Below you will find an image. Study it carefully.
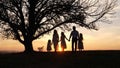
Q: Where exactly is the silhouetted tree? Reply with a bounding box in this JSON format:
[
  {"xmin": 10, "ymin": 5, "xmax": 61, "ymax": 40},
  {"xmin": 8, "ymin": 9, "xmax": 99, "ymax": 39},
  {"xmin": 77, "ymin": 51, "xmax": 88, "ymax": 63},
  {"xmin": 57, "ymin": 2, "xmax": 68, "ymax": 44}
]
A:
[{"xmin": 0, "ymin": 0, "xmax": 117, "ymax": 53}]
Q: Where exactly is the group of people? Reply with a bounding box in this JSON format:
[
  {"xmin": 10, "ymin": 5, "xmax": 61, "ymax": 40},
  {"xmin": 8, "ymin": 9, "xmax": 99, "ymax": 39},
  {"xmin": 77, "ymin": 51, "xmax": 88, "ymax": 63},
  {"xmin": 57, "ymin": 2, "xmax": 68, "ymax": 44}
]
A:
[{"xmin": 47, "ymin": 26, "xmax": 84, "ymax": 52}]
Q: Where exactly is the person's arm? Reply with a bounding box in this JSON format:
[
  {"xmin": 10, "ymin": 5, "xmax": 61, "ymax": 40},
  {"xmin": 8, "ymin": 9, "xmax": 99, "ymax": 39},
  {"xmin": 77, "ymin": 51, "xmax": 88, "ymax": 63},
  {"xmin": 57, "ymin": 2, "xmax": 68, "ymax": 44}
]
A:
[
  {"xmin": 65, "ymin": 35, "xmax": 69, "ymax": 41},
  {"xmin": 69, "ymin": 32, "xmax": 72, "ymax": 41},
  {"xmin": 52, "ymin": 35, "xmax": 54, "ymax": 43},
  {"xmin": 81, "ymin": 33, "xmax": 83, "ymax": 40},
  {"xmin": 77, "ymin": 31, "xmax": 79, "ymax": 40},
  {"xmin": 57, "ymin": 34, "xmax": 59, "ymax": 42}
]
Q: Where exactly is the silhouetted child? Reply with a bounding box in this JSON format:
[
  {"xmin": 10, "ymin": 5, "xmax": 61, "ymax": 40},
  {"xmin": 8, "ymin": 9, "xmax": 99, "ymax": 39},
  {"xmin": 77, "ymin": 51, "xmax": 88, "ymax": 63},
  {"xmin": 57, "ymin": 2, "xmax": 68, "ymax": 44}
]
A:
[
  {"xmin": 60, "ymin": 32, "xmax": 69, "ymax": 51},
  {"xmin": 78, "ymin": 33, "xmax": 84, "ymax": 51},
  {"xmin": 47, "ymin": 40, "xmax": 52, "ymax": 52}
]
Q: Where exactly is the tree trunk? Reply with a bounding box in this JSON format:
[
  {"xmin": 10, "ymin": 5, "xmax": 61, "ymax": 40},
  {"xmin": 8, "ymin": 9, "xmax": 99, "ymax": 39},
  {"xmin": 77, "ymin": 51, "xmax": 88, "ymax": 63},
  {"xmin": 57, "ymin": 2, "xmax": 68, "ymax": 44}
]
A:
[{"xmin": 24, "ymin": 40, "xmax": 34, "ymax": 53}]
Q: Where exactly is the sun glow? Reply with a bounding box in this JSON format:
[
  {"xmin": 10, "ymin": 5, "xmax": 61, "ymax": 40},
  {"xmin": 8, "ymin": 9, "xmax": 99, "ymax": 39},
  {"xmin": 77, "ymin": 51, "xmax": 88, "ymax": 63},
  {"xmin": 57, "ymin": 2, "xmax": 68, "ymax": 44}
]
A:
[{"xmin": 58, "ymin": 46, "xmax": 63, "ymax": 52}]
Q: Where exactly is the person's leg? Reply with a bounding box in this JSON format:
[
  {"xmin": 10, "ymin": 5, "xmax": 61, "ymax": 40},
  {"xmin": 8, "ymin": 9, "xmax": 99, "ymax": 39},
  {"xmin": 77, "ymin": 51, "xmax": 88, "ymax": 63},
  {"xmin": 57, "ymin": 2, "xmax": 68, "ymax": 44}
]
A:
[
  {"xmin": 72, "ymin": 39, "xmax": 74, "ymax": 51},
  {"xmin": 63, "ymin": 48, "xmax": 64, "ymax": 51},
  {"xmin": 79, "ymin": 49, "xmax": 82, "ymax": 51},
  {"xmin": 54, "ymin": 43, "xmax": 57, "ymax": 52},
  {"xmin": 61, "ymin": 46, "xmax": 64, "ymax": 51},
  {"xmin": 54, "ymin": 46, "xmax": 56, "ymax": 52},
  {"xmin": 75, "ymin": 39, "xmax": 77, "ymax": 51},
  {"xmin": 56, "ymin": 45, "xmax": 58, "ymax": 52}
]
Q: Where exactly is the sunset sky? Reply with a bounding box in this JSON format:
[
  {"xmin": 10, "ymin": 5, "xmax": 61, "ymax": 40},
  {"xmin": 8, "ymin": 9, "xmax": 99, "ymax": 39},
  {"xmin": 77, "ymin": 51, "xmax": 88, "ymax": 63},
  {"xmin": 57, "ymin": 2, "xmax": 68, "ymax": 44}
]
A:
[{"xmin": 0, "ymin": 0, "xmax": 120, "ymax": 52}]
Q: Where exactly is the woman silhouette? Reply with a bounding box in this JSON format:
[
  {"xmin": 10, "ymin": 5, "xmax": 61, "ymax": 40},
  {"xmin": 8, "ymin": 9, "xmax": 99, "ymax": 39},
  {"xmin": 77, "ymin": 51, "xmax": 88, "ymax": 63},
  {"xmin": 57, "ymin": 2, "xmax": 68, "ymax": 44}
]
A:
[
  {"xmin": 60, "ymin": 32, "xmax": 69, "ymax": 51},
  {"xmin": 52, "ymin": 30, "xmax": 59, "ymax": 52}
]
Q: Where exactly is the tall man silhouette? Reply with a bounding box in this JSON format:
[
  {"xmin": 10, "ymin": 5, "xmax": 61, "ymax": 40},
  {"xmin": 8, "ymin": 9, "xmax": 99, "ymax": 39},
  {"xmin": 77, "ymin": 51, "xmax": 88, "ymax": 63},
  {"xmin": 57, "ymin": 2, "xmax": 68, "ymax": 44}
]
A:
[{"xmin": 69, "ymin": 26, "xmax": 79, "ymax": 51}]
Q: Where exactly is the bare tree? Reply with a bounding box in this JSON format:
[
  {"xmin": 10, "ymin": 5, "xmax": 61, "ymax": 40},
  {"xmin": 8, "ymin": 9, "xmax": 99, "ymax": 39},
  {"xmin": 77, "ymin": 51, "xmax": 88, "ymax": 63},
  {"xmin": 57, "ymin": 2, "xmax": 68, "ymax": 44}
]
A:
[{"xmin": 0, "ymin": 0, "xmax": 117, "ymax": 53}]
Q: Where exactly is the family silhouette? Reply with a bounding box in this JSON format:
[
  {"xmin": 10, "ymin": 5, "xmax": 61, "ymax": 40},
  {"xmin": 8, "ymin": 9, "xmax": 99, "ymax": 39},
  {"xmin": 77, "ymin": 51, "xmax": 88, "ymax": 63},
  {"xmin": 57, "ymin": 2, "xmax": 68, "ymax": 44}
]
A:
[{"xmin": 46, "ymin": 26, "xmax": 84, "ymax": 52}]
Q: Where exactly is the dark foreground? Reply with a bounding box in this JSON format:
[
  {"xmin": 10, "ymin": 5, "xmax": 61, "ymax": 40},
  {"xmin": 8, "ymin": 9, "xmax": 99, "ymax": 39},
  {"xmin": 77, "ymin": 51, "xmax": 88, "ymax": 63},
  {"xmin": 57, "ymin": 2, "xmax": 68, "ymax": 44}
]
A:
[{"xmin": 0, "ymin": 50, "xmax": 120, "ymax": 68}]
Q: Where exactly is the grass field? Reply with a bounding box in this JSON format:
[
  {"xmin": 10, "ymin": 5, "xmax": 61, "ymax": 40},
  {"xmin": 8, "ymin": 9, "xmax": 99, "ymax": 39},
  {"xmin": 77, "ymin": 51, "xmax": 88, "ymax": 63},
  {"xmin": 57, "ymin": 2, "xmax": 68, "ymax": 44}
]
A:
[{"xmin": 0, "ymin": 50, "xmax": 120, "ymax": 68}]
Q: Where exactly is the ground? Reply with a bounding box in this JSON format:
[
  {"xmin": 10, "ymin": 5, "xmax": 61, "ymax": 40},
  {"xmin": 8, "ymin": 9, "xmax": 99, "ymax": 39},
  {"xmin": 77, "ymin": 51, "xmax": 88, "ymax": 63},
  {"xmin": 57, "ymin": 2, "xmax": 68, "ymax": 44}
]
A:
[{"xmin": 0, "ymin": 50, "xmax": 120, "ymax": 68}]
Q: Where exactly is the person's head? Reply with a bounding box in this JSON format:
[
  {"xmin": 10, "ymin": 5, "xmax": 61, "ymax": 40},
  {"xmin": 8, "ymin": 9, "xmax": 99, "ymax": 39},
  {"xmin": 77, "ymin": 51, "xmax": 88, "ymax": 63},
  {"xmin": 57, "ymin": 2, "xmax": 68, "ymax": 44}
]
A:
[
  {"xmin": 61, "ymin": 32, "xmax": 64, "ymax": 36},
  {"xmin": 80, "ymin": 33, "xmax": 82, "ymax": 37},
  {"xmin": 48, "ymin": 39, "xmax": 51, "ymax": 43},
  {"xmin": 73, "ymin": 26, "xmax": 76, "ymax": 31},
  {"xmin": 79, "ymin": 33, "xmax": 83, "ymax": 39},
  {"xmin": 54, "ymin": 30, "xmax": 57, "ymax": 34}
]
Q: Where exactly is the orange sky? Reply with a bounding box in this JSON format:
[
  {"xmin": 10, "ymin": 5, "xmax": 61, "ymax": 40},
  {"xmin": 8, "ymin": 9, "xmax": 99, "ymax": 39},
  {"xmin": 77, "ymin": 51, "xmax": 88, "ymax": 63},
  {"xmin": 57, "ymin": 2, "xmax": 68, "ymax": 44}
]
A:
[{"xmin": 0, "ymin": 1, "xmax": 120, "ymax": 52}]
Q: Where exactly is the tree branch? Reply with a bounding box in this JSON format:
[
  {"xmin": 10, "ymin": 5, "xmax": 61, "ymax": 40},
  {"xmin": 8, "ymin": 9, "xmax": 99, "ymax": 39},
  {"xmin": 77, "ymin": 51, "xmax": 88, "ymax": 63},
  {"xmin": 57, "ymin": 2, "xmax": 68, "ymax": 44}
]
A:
[{"xmin": 33, "ymin": 20, "xmax": 71, "ymax": 40}]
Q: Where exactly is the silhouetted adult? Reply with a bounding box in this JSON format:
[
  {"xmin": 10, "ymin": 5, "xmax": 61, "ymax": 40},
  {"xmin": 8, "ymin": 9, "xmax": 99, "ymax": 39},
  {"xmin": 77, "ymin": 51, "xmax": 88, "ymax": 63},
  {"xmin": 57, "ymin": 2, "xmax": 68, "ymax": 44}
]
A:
[
  {"xmin": 78, "ymin": 33, "xmax": 84, "ymax": 51},
  {"xmin": 60, "ymin": 32, "xmax": 69, "ymax": 51},
  {"xmin": 69, "ymin": 26, "xmax": 79, "ymax": 51},
  {"xmin": 52, "ymin": 30, "xmax": 59, "ymax": 52}
]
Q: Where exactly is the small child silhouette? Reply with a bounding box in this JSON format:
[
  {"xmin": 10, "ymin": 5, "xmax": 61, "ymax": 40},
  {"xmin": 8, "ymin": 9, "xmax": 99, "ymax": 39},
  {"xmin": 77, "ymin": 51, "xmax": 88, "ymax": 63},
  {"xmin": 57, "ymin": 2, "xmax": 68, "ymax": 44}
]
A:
[
  {"xmin": 47, "ymin": 39, "xmax": 52, "ymax": 52},
  {"xmin": 78, "ymin": 33, "xmax": 84, "ymax": 51}
]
